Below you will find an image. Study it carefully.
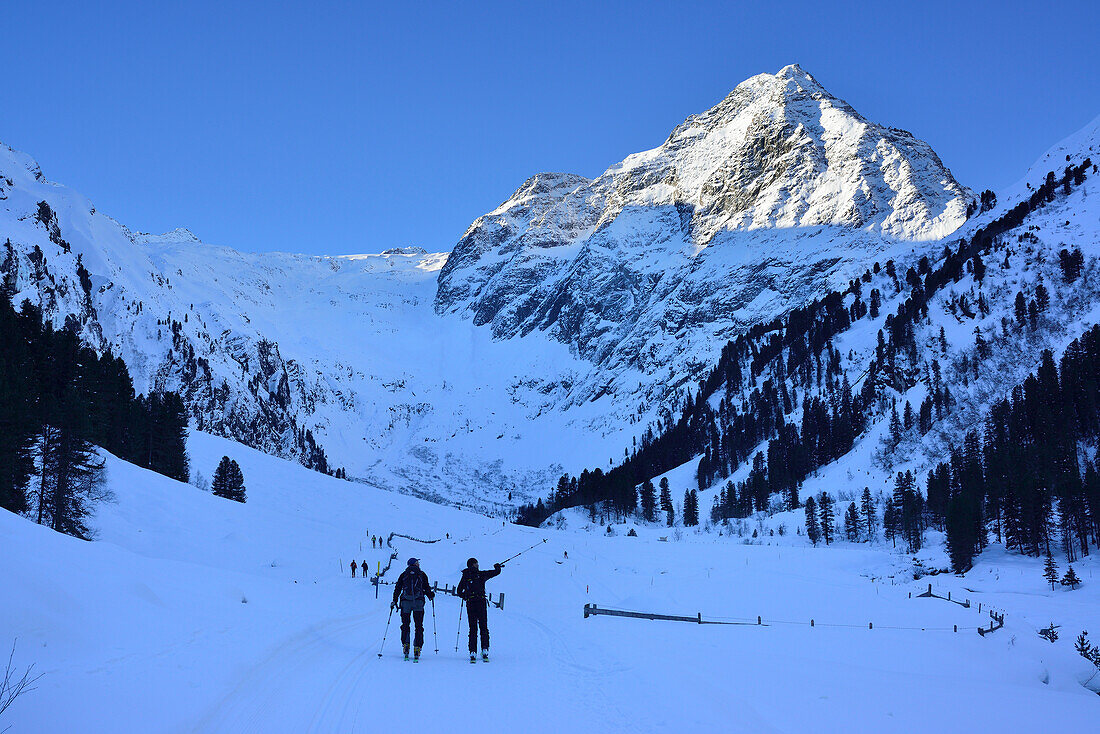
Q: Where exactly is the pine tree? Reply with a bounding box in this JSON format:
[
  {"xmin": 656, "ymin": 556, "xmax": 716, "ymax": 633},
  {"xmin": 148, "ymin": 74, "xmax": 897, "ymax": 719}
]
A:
[
  {"xmin": 212, "ymin": 456, "xmax": 247, "ymax": 503},
  {"xmin": 1043, "ymin": 550, "xmax": 1060, "ymax": 590},
  {"xmin": 804, "ymin": 496, "xmax": 820, "ymax": 546},
  {"xmin": 639, "ymin": 479, "xmax": 656, "ymax": 522},
  {"xmin": 1061, "ymin": 566, "xmax": 1081, "ymax": 590},
  {"xmin": 684, "ymin": 488, "xmax": 699, "ymax": 527},
  {"xmin": 844, "ymin": 502, "xmax": 860, "ymax": 541},
  {"xmin": 860, "ymin": 488, "xmax": 877, "ymax": 539},
  {"xmin": 818, "ymin": 492, "xmax": 835, "ymax": 545},
  {"xmin": 883, "ymin": 499, "xmax": 897, "ymax": 547},
  {"xmin": 659, "ymin": 478, "xmax": 674, "ymax": 527}
]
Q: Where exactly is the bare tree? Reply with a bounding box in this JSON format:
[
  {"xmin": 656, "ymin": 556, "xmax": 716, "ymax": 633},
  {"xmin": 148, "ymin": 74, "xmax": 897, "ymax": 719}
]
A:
[{"xmin": 1, "ymin": 640, "xmax": 42, "ymax": 730}]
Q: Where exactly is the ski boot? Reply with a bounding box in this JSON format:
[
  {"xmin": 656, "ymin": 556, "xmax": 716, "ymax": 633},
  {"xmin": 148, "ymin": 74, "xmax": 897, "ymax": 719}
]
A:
[
  {"xmin": 403, "ymin": 644, "xmax": 410, "ymax": 662},
  {"xmin": 481, "ymin": 649, "xmax": 490, "ymax": 663},
  {"xmin": 469, "ymin": 653, "xmax": 477, "ymax": 664},
  {"xmin": 413, "ymin": 646, "xmax": 421, "ymax": 663}
]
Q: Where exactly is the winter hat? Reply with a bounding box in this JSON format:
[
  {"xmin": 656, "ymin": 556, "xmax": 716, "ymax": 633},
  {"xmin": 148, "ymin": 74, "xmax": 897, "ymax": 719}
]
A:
[
  {"xmin": 467, "ymin": 557, "xmax": 478, "ymax": 568},
  {"xmin": 407, "ymin": 558, "xmax": 419, "ymax": 567}
]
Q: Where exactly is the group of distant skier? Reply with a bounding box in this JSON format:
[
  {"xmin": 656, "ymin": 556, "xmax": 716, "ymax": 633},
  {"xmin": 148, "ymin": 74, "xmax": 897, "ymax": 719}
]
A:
[
  {"xmin": 348, "ymin": 535, "xmax": 388, "ymax": 578},
  {"xmin": 390, "ymin": 557, "xmax": 502, "ymax": 662}
]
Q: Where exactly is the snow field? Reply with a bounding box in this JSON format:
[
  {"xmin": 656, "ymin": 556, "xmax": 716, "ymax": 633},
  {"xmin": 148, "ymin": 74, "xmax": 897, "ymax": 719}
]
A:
[{"xmin": 3, "ymin": 431, "xmax": 1099, "ymax": 732}]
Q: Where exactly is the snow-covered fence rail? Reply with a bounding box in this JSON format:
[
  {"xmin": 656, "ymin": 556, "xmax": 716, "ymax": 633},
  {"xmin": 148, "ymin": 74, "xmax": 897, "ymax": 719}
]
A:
[
  {"xmin": 977, "ymin": 611, "xmax": 1005, "ymax": 636},
  {"xmin": 914, "ymin": 583, "xmax": 971, "ymax": 608},
  {"xmin": 386, "ymin": 532, "xmax": 442, "ymax": 548},
  {"xmin": 583, "ymin": 604, "xmax": 966, "ymax": 633}
]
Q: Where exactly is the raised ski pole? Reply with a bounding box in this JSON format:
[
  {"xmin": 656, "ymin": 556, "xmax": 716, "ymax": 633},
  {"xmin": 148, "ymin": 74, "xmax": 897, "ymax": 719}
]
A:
[
  {"xmin": 377, "ymin": 604, "xmax": 395, "ymax": 658},
  {"xmin": 455, "ymin": 598, "xmax": 464, "ymax": 652},
  {"xmin": 431, "ymin": 597, "xmax": 439, "ymax": 654},
  {"xmin": 499, "ymin": 538, "xmax": 548, "ymax": 567}
]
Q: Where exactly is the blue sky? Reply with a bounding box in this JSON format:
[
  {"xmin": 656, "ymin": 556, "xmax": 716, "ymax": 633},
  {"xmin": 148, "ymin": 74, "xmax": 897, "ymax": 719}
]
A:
[{"xmin": 4, "ymin": 1, "xmax": 1098, "ymax": 255}]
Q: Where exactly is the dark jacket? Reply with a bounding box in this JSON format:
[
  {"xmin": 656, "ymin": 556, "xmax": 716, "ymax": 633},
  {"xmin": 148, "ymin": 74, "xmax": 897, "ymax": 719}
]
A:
[
  {"xmin": 457, "ymin": 566, "xmax": 501, "ymax": 601},
  {"xmin": 392, "ymin": 567, "xmax": 434, "ymax": 607}
]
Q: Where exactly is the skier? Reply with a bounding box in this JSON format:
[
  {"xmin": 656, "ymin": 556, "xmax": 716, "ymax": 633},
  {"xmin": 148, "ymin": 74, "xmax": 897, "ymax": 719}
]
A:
[
  {"xmin": 391, "ymin": 558, "xmax": 434, "ymax": 661},
  {"xmin": 372, "ymin": 536, "xmax": 376, "ymax": 549},
  {"xmin": 457, "ymin": 558, "xmax": 501, "ymax": 662},
  {"xmin": 362, "ymin": 560, "xmax": 368, "ymax": 577},
  {"xmin": 350, "ymin": 560, "xmax": 357, "ymax": 578}
]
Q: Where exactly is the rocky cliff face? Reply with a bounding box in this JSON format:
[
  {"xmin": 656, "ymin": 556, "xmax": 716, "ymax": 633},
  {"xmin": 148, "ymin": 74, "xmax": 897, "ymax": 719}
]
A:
[{"xmin": 436, "ymin": 65, "xmax": 973, "ymax": 405}]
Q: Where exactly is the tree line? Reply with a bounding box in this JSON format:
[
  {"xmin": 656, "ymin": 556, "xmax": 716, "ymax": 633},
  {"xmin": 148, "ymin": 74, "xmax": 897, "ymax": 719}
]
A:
[
  {"xmin": 517, "ymin": 157, "xmax": 1093, "ymax": 536},
  {"xmin": 0, "ymin": 287, "xmax": 189, "ymax": 538},
  {"xmin": 941, "ymin": 329, "xmax": 1100, "ymax": 572}
]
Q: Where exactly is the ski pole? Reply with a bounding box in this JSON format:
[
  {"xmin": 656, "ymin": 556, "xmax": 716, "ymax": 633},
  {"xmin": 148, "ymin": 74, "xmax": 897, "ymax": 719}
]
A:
[
  {"xmin": 377, "ymin": 603, "xmax": 395, "ymax": 658},
  {"xmin": 431, "ymin": 597, "xmax": 439, "ymax": 653},
  {"xmin": 498, "ymin": 538, "xmax": 548, "ymax": 566},
  {"xmin": 455, "ymin": 598, "xmax": 464, "ymax": 652}
]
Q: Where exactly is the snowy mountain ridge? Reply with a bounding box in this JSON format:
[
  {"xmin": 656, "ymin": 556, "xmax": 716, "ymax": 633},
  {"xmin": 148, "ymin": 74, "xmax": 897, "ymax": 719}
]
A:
[
  {"xmin": 6, "ymin": 67, "xmax": 1094, "ymax": 516},
  {"xmin": 435, "ymin": 65, "xmax": 973, "ymax": 409}
]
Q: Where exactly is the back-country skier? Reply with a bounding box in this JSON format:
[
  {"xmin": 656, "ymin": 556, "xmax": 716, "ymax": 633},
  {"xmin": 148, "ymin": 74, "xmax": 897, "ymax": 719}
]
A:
[
  {"xmin": 457, "ymin": 558, "xmax": 502, "ymax": 662},
  {"xmin": 391, "ymin": 558, "xmax": 434, "ymax": 661},
  {"xmin": 350, "ymin": 560, "xmax": 357, "ymax": 578}
]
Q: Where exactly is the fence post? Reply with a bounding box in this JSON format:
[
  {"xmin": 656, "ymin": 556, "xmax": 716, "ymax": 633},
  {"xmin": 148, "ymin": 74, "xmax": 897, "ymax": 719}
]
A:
[
  {"xmin": 868, "ymin": 622, "xmax": 873, "ymax": 630},
  {"xmin": 757, "ymin": 616, "xmax": 762, "ymax": 625},
  {"xmin": 810, "ymin": 619, "xmax": 815, "ymax": 627},
  {"xmin": 953, "ymin": 625, "xmax": 957, "ymax": 632},
  {"xmin": 697, "ymin": 613, "xmax": 702, "ymax": 624},
  {"xmin": 584, "ymin": 604, "xmax": 592, "ymax": 619}
]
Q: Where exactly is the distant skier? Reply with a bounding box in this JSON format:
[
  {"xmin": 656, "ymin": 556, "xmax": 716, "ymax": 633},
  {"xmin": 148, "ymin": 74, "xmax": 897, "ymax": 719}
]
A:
[
  {"xmin": 392, "ymin": 558, "xmax": 434, "ymax": 661},
  {"xmin": 362, "ymin": 560, "xmax": 368, "ymax": 577},
  {"xmin": 372, "ymin": 536, "xmax": 377, "ymax": 549},
  {"xmin": 457, "ymin": 558, "xmax": 502, "ymax": 662},
  {"xmin": 350, "ymin": 560, "xmax": 357, "ymax": 578},
  {"xmin": 563, "ymin": 550, "xmax": 568, "ymax": 559}
]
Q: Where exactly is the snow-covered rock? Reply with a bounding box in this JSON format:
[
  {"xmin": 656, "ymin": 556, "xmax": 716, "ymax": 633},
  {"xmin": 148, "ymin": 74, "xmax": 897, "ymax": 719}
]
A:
[{"xmin": 436, "ymin": 65, "xmax": 972, "ymax": 404}]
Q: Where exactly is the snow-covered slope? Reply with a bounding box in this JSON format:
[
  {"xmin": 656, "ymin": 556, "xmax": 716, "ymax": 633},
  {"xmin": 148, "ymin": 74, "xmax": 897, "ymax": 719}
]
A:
[
  {"xmin": 1, "ymin": 66, "xmax": 977, "ymax": 511},
  {"xmin": 0, "ymin": 146, "xmax": 601, "ymax": 510},
  {"xmin": 583, "ymin": 112, "xmax": 1100, "ymax": 541},
  {"xmin": 2, "ymin": 431, "xmax": 1097, "ymax": 732},
  {"xmin": 435, "ymin": 64, "xmax": 972, "ymax": 412}
]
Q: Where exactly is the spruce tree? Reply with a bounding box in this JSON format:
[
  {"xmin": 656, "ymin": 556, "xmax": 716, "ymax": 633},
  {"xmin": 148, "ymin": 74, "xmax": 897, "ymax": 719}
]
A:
[
  {"xmin": 213, "ymin": 457, "xmax": 247, "ymax": 503},
  {"xmin": 883, "ymin": 498, "xmax": 897, "ymax": 547},
  {"xmin": 818, "ymin": 492, "xmax": 835, "ymax": 545},
  {"xmin": 639, "ymin": 479, "xmax": 656, "ymax": 522},
  {"xmin": 844, "ymin": 502, "xmax": 859, "ymax": 541},
  {"xmin": 860, "ymin": 488, "xmax": 877, "ymax": 539},
  {"xmin": 804, "ymin": 496, "xmax": 820, "ymax": 546},
  {"xmin": 659, "ymin": 478, "xmax": 674, "ymax": 527},
  {"xmin": 1043, "ymin": 550, "xmax": 1059, "ymax": 590},
  {"xmin": 1061, "ymin": 566, "xmax": 1081, "ymax": 590},
  {"xmin": 684, "ymin": 488, "xmax": 699, "ymax": 527}
]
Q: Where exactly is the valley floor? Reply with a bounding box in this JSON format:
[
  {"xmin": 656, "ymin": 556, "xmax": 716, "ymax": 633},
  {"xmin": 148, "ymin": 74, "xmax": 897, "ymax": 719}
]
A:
[{"xmin": 2, "ymin": 432, "xmax": 1098, "ymax": 732}]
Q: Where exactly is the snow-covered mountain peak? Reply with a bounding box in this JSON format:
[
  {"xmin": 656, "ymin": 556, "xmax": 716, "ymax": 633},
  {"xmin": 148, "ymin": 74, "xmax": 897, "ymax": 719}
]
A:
[
  {"xmin": 0, "ymin": 142, "xmax": 45, "ymax": 182},
  {"xmin": 599, "ymin": 64, "xmax": 973, "ymax": 243},
  {"xmin": 435, "ymin": 66, "xmax": 976, "ymax": 411},
  {"xmin": 134, "ymin": 227, "xmax": 201, "ymax": 245}
]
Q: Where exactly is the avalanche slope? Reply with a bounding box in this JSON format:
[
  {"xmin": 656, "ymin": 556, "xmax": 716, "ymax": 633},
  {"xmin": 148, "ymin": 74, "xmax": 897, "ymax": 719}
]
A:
[{"xmin": 2, "ymin": 433, "xmax": 1098, "ymax": 732}]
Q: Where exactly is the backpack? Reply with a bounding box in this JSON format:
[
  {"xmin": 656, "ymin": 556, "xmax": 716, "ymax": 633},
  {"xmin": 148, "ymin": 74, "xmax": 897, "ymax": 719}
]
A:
[{"xmin": 400, "ymin": 570, "xmax": 424, "ymax": 600}]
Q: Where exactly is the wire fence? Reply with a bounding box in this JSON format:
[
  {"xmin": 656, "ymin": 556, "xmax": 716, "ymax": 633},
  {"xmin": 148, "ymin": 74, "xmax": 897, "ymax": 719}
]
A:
[{"xmin": 584, "ymin": 582, "xmax": 1010, "ymax": 636}]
